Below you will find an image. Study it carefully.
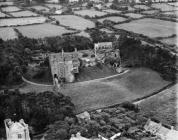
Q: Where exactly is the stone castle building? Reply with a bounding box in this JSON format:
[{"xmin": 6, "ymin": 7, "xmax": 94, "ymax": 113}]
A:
[{"xmin": 49, "ymin": 49, "xmax": 80, "ymax": 83}]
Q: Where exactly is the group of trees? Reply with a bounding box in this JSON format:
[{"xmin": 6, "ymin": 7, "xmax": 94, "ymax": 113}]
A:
[
  {"xmin": 0, "ymin": 90, "xmax": 75, "ymax": 138},
  {"xmin": 118, "ymin": 35, "xmax": 177, "ymax": 81}
]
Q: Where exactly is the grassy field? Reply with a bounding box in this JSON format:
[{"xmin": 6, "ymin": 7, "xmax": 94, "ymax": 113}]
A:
[
  {"xmin": 1, "ymin": 6, "xmax": 21, "ymax": 12},
  {"xmin": 52, "ymin": 15, "xmax": 95, "ymax": 30},
  {"xmin": 16, "ymin": 23, "xmax": 74, "ymax": 38},
  {"xmin": 100, "ymin": 28, "xmax": 114, "ymax": 34},
  {"xmin": 45, "ymin": 4, "xmax": 62, "ymax": 9},
  {"xmin": 137, "ymin": 83, "xmax": 178, "ymax": 130},
  {"xmin": 0, "ymin": 27, "xmax": 17, "ymax": 40},
  {"xmin": 163, "ymin": 11, "xmax": 178, "ymax": 17},
  {"xmin": 29, "ymin": 5, "xmax": 49, "ymax": 11},
  {"xmin": 74, "ymin": 9, "xmax": 107, "ymax": 17},
  {"xmin": 124, "ymin": 13, "xmax": 143, "ymax": 18},
  {"xmin": 0, "ymin": 17, "xmax": 46, "ymax": 27},
  {"xmin": 114, "ymin": 18, "xmax": 178, "ymax": 38},
  {"xmin": 98, "ymin": 16, "xmax": 127, "ymax": 23},
  {"xmin": 102, "ymin": 9, "xmax": 121, "ymax": 14},
  {"xmin": 0, "ymin": 1, "xmax": 14, "ymax": 6},
  {"xmin": 142, "ymin": 10, "xmax": 159, "ymax": 14},
  {"xmin": 10, "ymin": 11, "xmax": 38, "ymax": 17},
  {"xmin": 134, "ymin": 4, "xmax": 150, "ymax": 10},
  {"xmin": 74, "ymin": 31, "xmax": 91, "ymax": 38},
  {"xmin": 19, "ymin": 68, "xmax": 170, "ymax": 113},
  {"xmin": 159, "ymin": 36, "xmax": 177, "ymax": 46},
  {"xmin": 61, "ymin": 68, "xmax": 170, "ymax": 113},
  {"xmin": 0, "ymin": 11, "xmax": 9, "ymax": 18},
  {"xmin": 168, "ymin": 2, "xmax": 178, "ymax": 6},
  {"xmin": 152, "ymin": 3, "xmax": 178, "ymax": 11}
]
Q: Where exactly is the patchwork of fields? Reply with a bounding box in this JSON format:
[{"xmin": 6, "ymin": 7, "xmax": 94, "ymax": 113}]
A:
[
  {"xmin": 52, "ymin": 15, "xmax": 95, "ymax": 30},
  {"xmin": 114, "ymin": 18, "xmax": 178, "ymax": 38},
  {"xmin": 0, "ymin": 27, "xmax": 17, "ymax": 40},
  {"xmin": 10, "ymin": 11, "xmax": 38, "ymax": 17},
  {"xmin": 1, "ymin": 6, "xmax": 21, "ymax": 12},
  {"xmin": 102, "ymin": 9, "xmax": 121, "ymax": 14},
  {"xmin": 134, "ymin": 4, "xmax": 150, "ymax": 10},
  {"xmin": 0, "ymin": 17, "xmax": 46, "ymax": 27},
  {"xmin": 16, "ymin": 23, "xmax": 75, "ymax": 39},
  {"xmin": 0, "ymin": 11, "xmax": 9, "ymax": 18},
  {"xmin": 152, "ymin": 3, "xmax": 178, "ymax": 11},
  {"xmin": 98, "ymin": 16, "xmax": 127, "ymax": 23},
  {"xmin": 125, "ymin": 13, "xmax": 143, "ymax": 18},
  {"xmin": 74, "ymin": 9, "xmax": 107, "ymax": 17}
]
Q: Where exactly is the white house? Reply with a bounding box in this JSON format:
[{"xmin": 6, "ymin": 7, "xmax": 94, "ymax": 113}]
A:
[{"xmin": 4, "ymin": 119, "xmax": 30, "ymax": 140}]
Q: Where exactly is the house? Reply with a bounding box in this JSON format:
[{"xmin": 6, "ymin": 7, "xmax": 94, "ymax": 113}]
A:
[
  {"xmin": 4, "ymin": 119, "xmax": 30, "ymax": 140},
  {"xmin": 49, "ymin": 49, "xmax": 80, "ymax": 83},
  {"xmin": 144, "ymin": 119, "xmax": 178, "ymax": 140}
]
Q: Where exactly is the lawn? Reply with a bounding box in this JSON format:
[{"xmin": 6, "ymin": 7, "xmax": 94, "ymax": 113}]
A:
[
  {"xmin": 102, "ymin": 9, "xmax": 122, "ymax": 14},
  {"xmin": 0, "ymin": 27, "xmax": 17, "ymax": 40},
  {"xmin": 51, "ymin": 15, "xmax": 95, "ymax": 30},
  {"xmin": 98, "ymin": 16, "xmax": 127, "ymax": 23},
  {"xmin": 10, "ymin": 11, "xmax": 38, "ymax": 17},
  {"xmin": 19, "ymin": 68, "xmax": 170, "ymax": 113},
  {"xmin": 137, "ymin": 83, "xmax": 178, "ymax": 130},
  {"xmin": 74, "ymin": 9, "xmax": 107, "ymax": 17},
  {"xmin": 125, "ymin": 13, "xmax": 143, "ymax": 18},
  {"xmin": 61, "ymin": 68, "xmax": 170, "ymax": 113},
  {"xmin": 114, "ymin": 18, "xmax": 178, "ymax": 38},
  {"xmin": 16, "ymin": 23, "xmax": 74, "ymax": 39},
  {"xmin": 134, "ymin": 4, "xmax": 150, "ymax": 10},
  {"xmin": 1, "ymin": 6, "xmax": 21, "ymax": 12},
  {"xmin": 0, "ymin": 11, "xmax": 9, "ymax": 18},
  {"xmin": 152, "ymin": 3, "xmax": 178, "ymax": 11},
  {"xmin": 0, "ymin": 17, "xmax": 46, "ymax": 27}
]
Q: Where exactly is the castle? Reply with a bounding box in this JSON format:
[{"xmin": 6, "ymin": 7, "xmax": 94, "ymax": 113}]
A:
[{"xmin": 49, "ymin": 49, "xmax": 80, "ymax": 83}]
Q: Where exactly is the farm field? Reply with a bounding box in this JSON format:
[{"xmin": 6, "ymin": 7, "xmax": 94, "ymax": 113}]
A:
[
  {"xmin": 10, "ymin": 11, "xmax": 38, "ymax": 17},
  {"xmin": 51, "ymin": 15, "xmax": 95, "ymax": 30},
  {"xmin": 134, "ymin": 4, "xmax": 150, "ymax": 10},
  {"xmin": 29, "ymin": 5, "xmax": 49, "ymax": 11},
  {"xmin": 114, "ymin": 18, "xmax": 178, "ymax": 38},
  {"xmin": 168, "ymin": 2, "xmax": 178, "ymax": 7},
  {"xmin": 45, "ymin": 4, "xmax": 62, "ymax": 9},
  {"xmin": 0, "ymin": 17, "xmax": 46, "ymax": 27},
  {"xmin": 137, "ymin": 83, "xmax": 178, "ymax": 130},
  {"xmin": 0, "ymin": 11, "xmax": 9, "ymax": 17},
  {"xmin": 74, "ymin": 9, "xmax": 107, "ymax": 17},
  {"xmin": 125, "ymin": 13, "xmax": 143, "ymax": 18},
  {"xmin": 1, "ymin": 6, "xmax": 21, "ymax": 12},
  {"xmin": 0, "ymin": 27, "xmax": 17, "ymax": 40},
  {"xmin": 152, "ymin": 3, "xmax": 178, "ymax": 11},
  {"xmin": 102, "ymin": 9, "xmax": 122, "ymax": 14},
  {"xmin": 47, "ymin": 0, "xmax": 58, "ymax": 3},
  {"xmin": 163, "ymin": 11, "xmax": 178, "ymax": 17},
  {"xmin": 159, "ymin": 36, "xmax": 177, "ymax": 46},
  {"xmin": 98, "ymin": 16, "xmax": 127, "ymax": 23},
  {"xmin": 0, "ymin": 1, "xmax": 13, "ymax": 6},
  {"xmin": 142, "ymin": 10, "xmax": 159, "ymax": 14},
  {"xmin": 16, "ymin": 23, "xmax": 75, "ymax": 39}
]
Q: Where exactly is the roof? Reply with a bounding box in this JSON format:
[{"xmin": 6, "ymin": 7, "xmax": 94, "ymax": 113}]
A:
[{"xmin": 144, "ymin": 119, "xmax": 178, "ymax": 140}]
